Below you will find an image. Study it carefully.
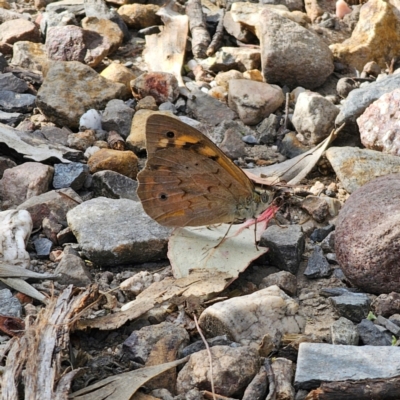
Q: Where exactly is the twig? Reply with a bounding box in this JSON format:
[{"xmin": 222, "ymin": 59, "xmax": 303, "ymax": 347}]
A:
[
  {"xmin": 193, "ymin": 314, "xmax": 216, "ymax": 400},
  {"xmin": 284, "ymin": 92, "xmax": 290, "ymax": 130}
]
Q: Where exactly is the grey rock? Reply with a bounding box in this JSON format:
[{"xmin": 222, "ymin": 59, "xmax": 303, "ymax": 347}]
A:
[
  {"xmin": 179, "ymin": 335, "xmax": 234, "ymax": 358},
  {"xmin": 53, "ymin": 162, "xmax": 89, "ymax": 191},
  {"xmin": 304, "ymin": 246, "xmax": 332, "ymax": 279},
  {"xmin": 186, "ymin": 89, "xmax": 237, "ymax": 126},
  {"xmin": 91, "ymin": 170, "xmax": 139, "ymax": 201},
  {"xmin": 158, "ymin": 101, "xmax": 176, "ymax": 114},
  {"xmin": 357, "ymin": 319, "xmax": 392, "ymax": 346},
  {"xmin": 212, "ymin": 119, "xmax": 254, "ymax": 144},
  {"xmin": 310, "ymin": 224, "xmax": 334, "ymax": 243},
  {"xmin": 374, "ymin": 315, "xmax": 400, "ymax": 337},
  {"xmin": 279, "ymin": 131, "xmax": 309, "ymax": 159},
  {"xmin": 336, "ymin": 73, "xmax": 400, "ymax": 128},
  {"xmin": 0, "ymin": 156, "xmax": 16, "ymax": 179},
  {"xmin": 0, "ymin": 288, "xmax": 22, "ymax": 317},
  {"xmin": 260, "ymin": 270, "xmax": 297, "ymax": 296},
  {"xmin": 46, "ymin": 0, "xmax": 85, "ymax": 15},
  {"xmin": 0, "ymin": 110, "xmax": 23, "ymax": 125},
  {"xmin": 320, "ymin": 231, "xmax": 335, "ymax": 252},
  {"xmin": 38, "ymin": 126, "xmax": 70, "ymax": 147},
  {"xmin": 326, "ymin": 147, "xmax": 400, "ymax": 193},
  {"xmin": 295, "ymin": 342, "xmax": 400, "ymax": 390},
  {"xmin": 66, "ymin": 197, "xmax": 172, "ymax": 266},
  {"xmin": 336, "ymin": 77, "xmax": 359, "ymax": 98},
  {"xmin": 39, "ymin": 10, "xmax": 78, "ymax": 36},
  {"xmin": 122, "ymin": 321, "xmax": 189, "ymax": 363},
  {"xmin": 57, "ymin": 226, "xmax": 77, "ymax": 245},
  {"xmin": 330, "ymin": 292, "xmax": 370, "ymax": 323},
  {"xmin": 219, "ymin": 128, "xmax": 246, "ymax": 159},
  {"xmin": 54, "ymin": 253, "xmax": 92, "ymax": 286},
  {"xmin": 389, "ymin": 314, "xmax": 400, "ymax": 327},
  {"xmin": 319, "ymin": 287, "xmax": 361, "ymax": 297},
  {"xmin": 260, "ymin": 224, "xmax": 305, "ymax": 274},
  {"xmin": 0, "ymin": 73, "xmax": 29, "ymax": 93},
  {"xmin": 33, "ymin": 237, "xmax": 53, "ymax": 258},
  {"xmin": 259, "ymin": 10, "xmax": 333, "ymax": 90},
  {"xmin": 331, "ymin": 317, "xmax": 359, "ymax": 345},
  {"xmin": 0, "ymin": 90, "xmax": 35, "ymax": 113},
  {"xmin": 257, "ymin": 113, "xmax": 279, "ymax": 145},
  {"xmin": 101, "ymin": 99, "xmax": 134, "ymax": 139}
]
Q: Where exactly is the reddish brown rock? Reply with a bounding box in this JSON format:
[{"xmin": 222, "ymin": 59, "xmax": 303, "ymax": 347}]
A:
[
  {"xmin": 87, "ymin": 148, "xmax": 138, "ymax": 179},
  {"xmin": 357, "ymin": 88, "xmax": 400, "ymax": 156},
  {"xmin": 335, "ymin": 174, "xmax": 400, "ymax": 294},
  {"xmin": 131, "ymin": 72, "xmax": 179, "ymax": 104},
  {"xmin": 117, "ymin": 4, "xmax": 161, "ymax": 29},
  {"xmin": 371, "ymin": 292, "xmax": 400, "ymax": 317},
  {"xmin": 0, "ymin": 19, "xmax": 40, "ymax": 47}
]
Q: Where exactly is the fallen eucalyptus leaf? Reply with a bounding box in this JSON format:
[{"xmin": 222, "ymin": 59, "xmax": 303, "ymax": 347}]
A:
[
  {"xmin": 69, "ymin": 357, "xmax": 189, "ymax": 400},
  {"xmin": 0, "ymin": 278, "xmax": 47, "ymax": 303}
]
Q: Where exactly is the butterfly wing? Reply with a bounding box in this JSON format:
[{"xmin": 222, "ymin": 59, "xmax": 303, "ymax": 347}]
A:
[{"xmin": 137, "ymin": 114, "xmax": 256, "ymax": 227}]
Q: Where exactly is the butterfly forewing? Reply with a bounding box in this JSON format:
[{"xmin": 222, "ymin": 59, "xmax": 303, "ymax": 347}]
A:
[{"xmin": 137, "ymin": 114, "xmax": 257, "ymax": 227}]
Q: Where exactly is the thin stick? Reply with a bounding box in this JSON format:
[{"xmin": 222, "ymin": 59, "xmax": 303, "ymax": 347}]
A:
[{"xmin": 194, "ymin": 314, "xmax": 216, "ymax": 400}]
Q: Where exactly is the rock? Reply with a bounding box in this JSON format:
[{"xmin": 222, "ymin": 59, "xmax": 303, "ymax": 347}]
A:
[
  {"xmin": 371, "ymin": 292, "xmax": 400, "ymax": 317},
  {"xmin": 301, "ymin": 196, "xmax": 329, "ymax": 222},
  {"xmin": 310, "ymin": 224, "xmax": 335, "ymax": 243},
  {"xmin": 136, "ymin": 96, "xmax": 158, "ymax": 111},
  {"xmin": 68, "ymin": 131, "xmax": 97, "ymax": 152},
  {"xmin": 92, "ymin": 170, "xmax": 138, "ymax": 201},
  {"xmin": 0, "ymin": 110, "xmax": 23, "ymax": 125},
  {"xmin": 126, "ymin": 110, "xmax": 175, "ymax": 153},
  {"xmin": 36, "ymin": 61, "xmax": 127, "ymax": 129},
  {"xmin": 101, "ymin": 99, "xmax": 134, "ymax": 139},
  {"xmin": 228, "ymin": 79, "xmax": 284, "ymax": 125},
  {"xmin": 81, "ymin": 16, "xmax": 123, "ymax": 55},
  {"xmin": 53, "ymin": 162, "xmax": 89, "ymax": 191},
  {"xmin": 33, "ymin": 237, "xmax": 53, "ymax": 258},
  {"xmin": 39, "ymin": 126, "xmax": 70, "ymax": 147},
  {"xmin": 46, "ymin": 0, "xmax": 85, "ymax": 14},
  {"xmin": 304, "ymin": 246, "xmax": 332, "ymax": 279},
  {"xmin": 158, "ymin": 101, "xmax": 176, "ymax": 113},
  {"xmin": 117, "ymin": 4, "xmax": 160, "ymax": 28},
  {"xmin": 0, "ymin": 162, "xmax": 54, "ymax": 210},
  {"xmin": 325, "ymin": 147, "xmax": 400, "ymax": 193},
  {"xmin": 295, "ymin": 342, "xmax": 400, "ymax": 390},
  {"xmin": 374, "ymin": 315, "xmax": 400, "ymax": 337},
  {"xmin": 336, "ymin": 77, "xmax": 359, "ymax": 98},
  {"xmin": 357, "ymin": 319, "xmax": 392, "ymax": 346},
  {"xmin": 219, "ymin": 128, "xmax": 246, "ymax": 159},
  {"xmin": 214, "ymin": 70, "xmax": 243, "ymax": 90},
  {"xmin": 212, "ymin": 47, "xmax": 261, "ymax": 72},
  {"xmin": 100, "ymin": 63, "xmax": 136, "ymax": 95},
  {"xmin": 320, "ymin": 231, "xmax": 335, "ymax": 253},
  {"xmin": 0, "ymin": 91, "xmax": 36, "ymax": 113},
  {"xmin": 363, "ymin": 61, "xmax": 381, "ymax": 77},
  {"xmin": 389, "ymin": 314, "xmax": 400, "ymax": 327},
  {"xmin": 186, "ymin": 89, "xmax": 238, "ymax": 125},
  {"xmin": 11, "ymin": 41, "xmax": 48, "ymax": 72},
  {"xmin": 54, "ymin": 253, "xmax": 92, "ymax": 286},
  {"xmin": 271, "ymin": 358, "xmax": 295, "ymax": 400},
  {"xmin": 329, "ymin": 292, "xmax": 370, "ymax": 322},
  {"xmin": 0, "ymin": 157, "xmax": 16, "ymax": 178},
  {"xmin": 42, "ymin": 214, "xmax": 63, "ymax": 243},
  {"xmin": 0, "ymin": 289, "xmax": 22, "ymax": 318},
  {"xmin": 304, "ymin": 0, "xmax": 335, "ymax": 20},
  {"xmin": 0, "ymin": 19, "xmax": 40, "ymax": 50},
  {"xmin": 122, "ymin": 322, "xmax": 189, "ymax": 364},
  {"xmin": 176, "ymin": 345, "xmax": 260, "ymax": 397},
  {"xmin": 279, "ymin": 131, "xmax": 309, "ymax": 159},
  {"xmin": 292, "ymin": 91, "xmax": 340, "ymax": 144},
  {"xmin": 335, "ymin": 73, "xmax": 400, "ymax": 128},
  {"xmin": 257, "ymin": 113, "xmax": 279, "ymax": 145},
  {"xmin": 260, "ymin": 270, "xmax": 297, "ymax": 296},
  {"xmin": 260, "ymin": 224, "xmax": 305, "ymax": 274},
  {"xmin": 131, "ymin": 72, "xmax": 179, "ymax": 105},
  {"xmin": 335, "ymin": 174, "xmax": 400, "ymax": 294},
  {"xmin": 331, "ymin": 317, "xmax": 359, "ymax": 345},
  {"xmin": 87, "ymin": 149, "xmax": 138, "ymax": 179},
  {"xmin": 357, "ymin": 88, "xmax": 400, "ymax": 156},
  {"xmin": 0, "ymin": 73, "xmax": 28, "ymax": 93},
  {"xmin": 330, "ymin": 0, "xmax": 400, "ymax": 72},
  {"xmin": 258, "ymin": 10, "xmax": 334, "ymax": 89},
  {"xmin": 57, "ymin": 226, "xmax": 76, "ymax": 245},
  {"xmin": 17, "ymin": 187, "xmax": 82, "ymax": 229},
  {"xmin": 199, "ymin": 285, "xmax": 305, "ymax": 348},
  {"xmin": 66, "ymin": 197, "xmax": 172, "ymax": 266},
  {"xmin": 39, "ymin": 10, "xmax": 78, "ymax": 36},
  {"xmin": 179, "ymin": 336, "xmax": 234, "ymax": 358},
  {"xmin": 223, "ymin": 11, "xmax": 256, "ymax": 44}
]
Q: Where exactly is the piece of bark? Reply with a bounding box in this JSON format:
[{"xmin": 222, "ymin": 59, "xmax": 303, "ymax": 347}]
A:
[
  {"xmin": 186, "ymin": 0, "xmax": 210, "ymax": 59},
  {"xmin": 306, "ymin": 376, "xmax": 400, "ymax": 400},
  {"xmin": 271, "ymin": 358, "xmax": 295, "ymax": 400},
  {"xmin": 265, "ymin": 359, "xmax": 277, "ymax": 400},
  {"xmin": 107, "ymin": 130, "xmax": 125, "ymax": 150},
  {"xmin": 242, "ymin": 363, "xmax": 268, "ymax": 400},
  {"xmin": 207, "ymin": 9, "xmax": 225, "ymax": 56}
]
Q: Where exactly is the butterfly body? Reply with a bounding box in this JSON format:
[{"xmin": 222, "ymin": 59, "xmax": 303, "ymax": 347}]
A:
[{"xmin": 137, "ymin": 114, "xmax": 272, "ymax": 227}]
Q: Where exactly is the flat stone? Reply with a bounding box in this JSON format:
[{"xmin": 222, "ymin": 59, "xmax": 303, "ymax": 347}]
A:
[
  {"xmin": 92, "ymin": 170, "xmax": 139, "ymax": 201},
  {"xmin": 260, "ymin": 224, "xmax": 305, "ymax": 274},
  {"xmin": 329, "ymin": 292, "xmax": 370, "ymax": 322},
  {"xmin": 295, "ymin": 343, "xmax": 400, "ymax": 390},
  {"xmin": 325, "ymin": 147, "xmax": 400, "ymax": 193},
  {"xmin": 0, "ymin": 73, "xmax": 28, "ymax": 93},
  {"xmin": 0, "ymin": 90, "xmax": 36, "ymax": 113},
  {"xmin": 374, "ymin": 315, "xmax": 400, "ymax": 336},
  {"xmin": 0, "ymin": 110, "xmax": 23, "ymax": 125},
  {"xmin": 46, "ymin": 0, "xmax": 85, "ymax": 15},
  {"xmin": 186, "ymin": 89, "xmax": 237, "ymax": 126},
  {"xmin": 66, "ymin": 197, "xmax": 172, "ymax": 266},
  {"xmin": 304, "ymin": 246, "xmax": 332, "ymax": 279},
  {"xmin": 335, "ymin": 73, "xmax": 400, "ymax": 128},
  {"xmin": 36, "ymin": 61, "xmax": 127, "ymax": 129},
  {"xmin": 310, "ymin": 224, "xmax": 335, "ymax": 242}
]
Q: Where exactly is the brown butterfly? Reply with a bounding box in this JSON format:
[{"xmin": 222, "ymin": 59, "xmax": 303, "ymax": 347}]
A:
[{"xmin": 137, "ymin": 114, "xmax": 273, "ymax": 227}]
